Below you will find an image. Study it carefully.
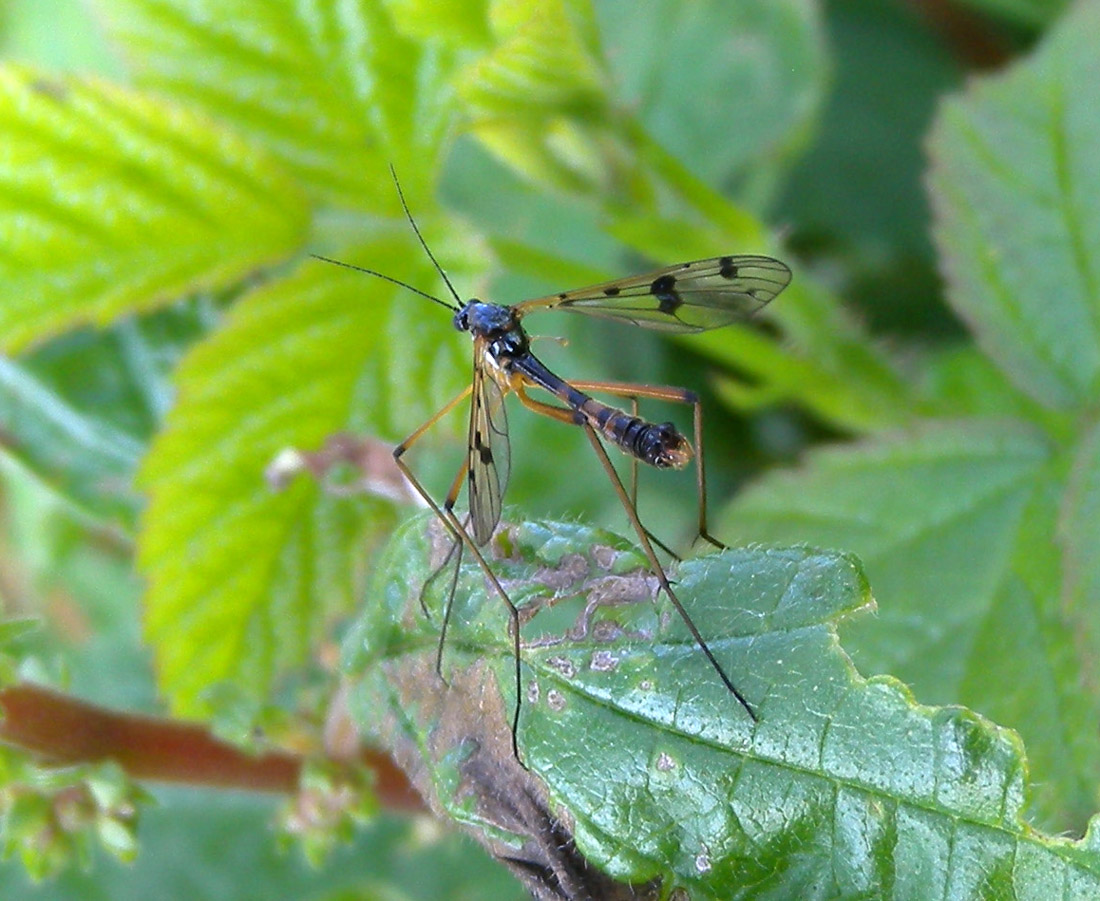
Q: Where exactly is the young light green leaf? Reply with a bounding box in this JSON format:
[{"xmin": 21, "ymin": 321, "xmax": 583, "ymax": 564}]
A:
[
  {"xmin": 0, "ymin": 64, "xmax": 307, "ymax": 352},
  {"xmin": 452, "ymin": 0, "xmax": 615, "ymax": 194},
  {"xmin": 138, "ymin": 238, "xmax": 469, "ymax": 716},
  {"xmin": 927, "ymin": 1, "xmax": 1100, "ymax": 409},
  {"xmin": 456, "ymin": 0, "xmax": 606, "ymax": 118},
  {"xmin": 382, "ymin": 0, "xmax": 493, "ymax": 47},
  {"xmin": 347, "ymin": 514, "xmax": 1100, "ymax": 898},
  {"xmin": 94, "ymin": 0, "xmax": 459, "ymax": 210}
]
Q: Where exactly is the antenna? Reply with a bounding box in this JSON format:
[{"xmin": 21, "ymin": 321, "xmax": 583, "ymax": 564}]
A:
[
  {"xmin": 308, "ymin": 254, "xmax": 458, "ymax": 312},
  {"xmin": 308, "ymin": 167, "xmax": 465, "ymax": 314},
  {"xmin": 388, "ymin": 164, "xmax": 463, "ymax": 307}
]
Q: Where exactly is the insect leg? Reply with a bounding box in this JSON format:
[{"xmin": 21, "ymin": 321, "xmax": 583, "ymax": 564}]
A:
[
  {"xmin": 567, "ymin": 380, "xmax": 726, "ymax": 550},
  {"xmin": 393, "ymin": 386, "xmax": 471, "ymax": 618},
  {"xmin": 431, "ymin": 461, "xmax": 471, "ymax": 676},
  {"xmin": 514, "ymin": 386, "xmax": 682, "ymax": 560},
  {"xmin": 393, "ymin": 453, "xmax": 526, "ymax": 760},
  {"xmin": 393, "ymin": 386, "xmax": 527, "ymax": 762},
  {"xmin": 391, "ymin": 386, "xmax": 472, "ymax": 619},
  {"xmin": 414, "ymin": 459, "xmax": 469, "ymax": 617},
  {"xmin": 689, "ymin": 394, "xmax": 726, "ymax": 549},
  {"xmin": 393, "ymin": 385, "xmax": 473, "ymax": 457},
  {"xmin": 581, "ymin": 423, "xmax": 756, "ymax": 721}
]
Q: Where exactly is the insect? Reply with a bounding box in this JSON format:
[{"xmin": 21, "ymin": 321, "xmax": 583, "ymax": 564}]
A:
[{"xmin": 312, "ymin": 173, "xmax": 791, "ymax": 759}]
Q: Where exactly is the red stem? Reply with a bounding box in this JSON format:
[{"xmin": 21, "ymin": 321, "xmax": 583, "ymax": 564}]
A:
[{"xmin": 0, "ymin": 683, "xmax": 422, "ymax": 811}]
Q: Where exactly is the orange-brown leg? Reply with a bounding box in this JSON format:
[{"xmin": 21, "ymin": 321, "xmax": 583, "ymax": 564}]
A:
[
  {"xmin": 514, "ymin": 386, "xmax": 682, "ymax": 561},
  {"xmin": 393, "ymin": 387, "xmax": 527, "ymax": 762},
  {"xmin": 514, "ymin": 385, "xmax": 753, "ymax": 717},
  {"xmin": 430, "ymin": 459, "xmax": 470, "ymax": 674},
  {"xmin": 566, "ymin": 380, "xmax": 726, "ymax": 550},
  {"xmin": 579, "ymin": 423, "xmax": 756, "ymax": 721},
  {"xmin": 394, "ymin": 385, "xmax": 473, "ymax": 456},
  {"xmin": 396, "ymin": 391, "xmax": 471, "ymax": 620}
]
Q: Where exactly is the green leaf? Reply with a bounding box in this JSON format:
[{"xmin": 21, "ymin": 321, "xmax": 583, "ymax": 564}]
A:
[
  {"xmin": 1061, "ymin": 419, "xmax": 1100, "ymax": 710},
  {"xmin": 94, "ymin": 0, "xmax": 460, "ymax": 210},
  {"xmin": 383, "ymin": 0, "xmax": 494, "ymax": 48},
  {"xmin": 0, "ymin": 304, "xmax": 208, "ymax": 531},
  {"xmin": 960, "ymin": 472, "xmax": 1100, "ymax": 831},
  {"xmin": 918, "ymin": 343, "xmax": 1056, "ymax": 422},
  {"xmin": 596, "ymin": 0, "xmax": 827, "ymax": 191},
  {"xmin": 0, "ymin": 355, "xmax": 142, "ymax": 529},
  {"xmin": 347, "ymin": 514, "xmax": 1100, "ymax": 897},
  {"xmin": 454, "ymin": 0, "xmax": 615, "ymax": 195},
  {"xmin": 0, "ymin": 0, "xmax": 124, "ymax": 77},
  {"xmin": 927, "ymin": 1, "xmax": 1100, "ymax": 409},
  {"xmin": 0, "ymin": 64, "xmax": 307, "ymax": 352},
  {"xmin": 458, "ymin": 0, "xmax": 605, "ymax": 118},
  {"xmin": 137, "ymin": 233, "xmax": 471, "ymax": 716},
  {"xmin": 718, "ymin": 419, "xmax": 1100, "ymax": 830}
]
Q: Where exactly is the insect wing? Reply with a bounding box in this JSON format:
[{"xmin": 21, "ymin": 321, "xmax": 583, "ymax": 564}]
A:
[
  {"xmin": 467, "ymin": 350, "xmax": 511, "ymax": 545},
  {"xmin": 514, "ymin": 254, "xmax": 791, "ymax": 334}
]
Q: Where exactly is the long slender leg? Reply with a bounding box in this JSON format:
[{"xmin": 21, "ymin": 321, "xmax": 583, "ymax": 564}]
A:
[
  {"xmin": 418, "ymin": 534, "xmax": 458, "ymax": 618},
  {"xmin": 410, "ymin": 488, "xmax": 471, "ymax": 681},
  {"xmin": 418, "ymin": 535, "xmax": 462, "ymax": 615},
  {"xmin": 416, "ymin": 459, "xmax": 470, "ymax": 617},
  {"xmin": 392, "ymin": 453, "xmax": 526, "ymax": 760},
  {"xmin": 691, "ymin": 397, "xmax": 725, "ymax": 550},
  {"xmin": 580, "ymin": 424, "xmax": 756, "ymax": 721},
  {"xmin": 396, "ymin": 385, "xmax": 473, "ymax": 454},
  {"xmin": 394, "ymin": 386, "xmax": 526, "ymax": 761},
  {"xmin": 394, "ymin": 387, "xmax": 471, "ymax": 621},
  {"xmin": 432, "ymin": 462, "xmax": 472, "ymax": 674},
  {"xmin": 431, "ymin": 535, "xmax": 464, "ymax": 680},
  {"xmin": 566, "ymin": 380, "xmax": 726, "ymax": 550},
  {"xmin": 514, "ymin": 387, "xmax": 683, "ymax": 561}
]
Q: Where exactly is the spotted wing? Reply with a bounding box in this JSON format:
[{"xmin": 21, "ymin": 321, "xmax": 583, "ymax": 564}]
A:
[
  {"xmin": 513, "ymin": 254, "xmax": 791, "ymax": 334},
  {"xmin": 467, "ymin": 345, "xmax": 511, "ymax": 546}
]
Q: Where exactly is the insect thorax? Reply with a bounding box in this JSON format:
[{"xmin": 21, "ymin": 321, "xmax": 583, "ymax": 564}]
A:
[
  {"xmin": 454, "ymin": 300, "xmax": 518, "ymax": 337},
  {"xmin": 455, "ymin": 300, "xmax": 531, "ymax": 369}
]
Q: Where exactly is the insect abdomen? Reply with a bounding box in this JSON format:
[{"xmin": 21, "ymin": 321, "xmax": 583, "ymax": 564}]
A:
[{"xmin": 594, "ymin": 406, "xmax": 693, "ymax": 469}]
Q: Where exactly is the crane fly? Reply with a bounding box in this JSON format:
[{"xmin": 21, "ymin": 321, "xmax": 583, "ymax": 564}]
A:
[{"xmin": 312, "ymin": 174, "xmax": 792, "ymax": 760}]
